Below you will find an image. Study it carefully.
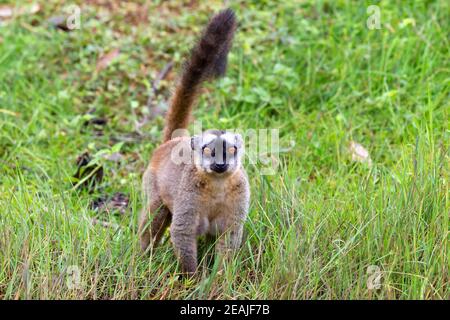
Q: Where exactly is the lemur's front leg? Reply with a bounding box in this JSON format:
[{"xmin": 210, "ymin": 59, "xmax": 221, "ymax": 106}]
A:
[
  {"xmin": 216, "ymin": 191, "xmax": 249, "ymax": 257},
  {"xmin": 216, "ymin": 221, "xmax": 244, "ymax": 256}
]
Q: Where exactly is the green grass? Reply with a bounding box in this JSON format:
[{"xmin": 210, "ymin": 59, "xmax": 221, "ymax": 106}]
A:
[{"xmin": 0, "ymin": 0, "xmax": 448, "ymax": 299}]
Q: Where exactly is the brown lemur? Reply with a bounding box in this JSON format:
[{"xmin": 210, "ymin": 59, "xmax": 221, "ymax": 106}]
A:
[{"xmin": 138, "ymin": 9, "xmax": 250, "ymax": 275}]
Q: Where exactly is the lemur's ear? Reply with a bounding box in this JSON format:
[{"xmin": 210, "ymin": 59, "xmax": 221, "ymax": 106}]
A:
[
  {"xmin": 191, "ymin": 135, "xmax": 200, "ymax": 150},
  {"xmin": 235, "ymin": 134, "xmax": 243, "ymax": 148}
]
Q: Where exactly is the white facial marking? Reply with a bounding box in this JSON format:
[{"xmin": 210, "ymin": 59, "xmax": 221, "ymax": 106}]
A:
[
  {"xmin": 193, "ymin": 131, "xmax": 243, "ymax": 175},
  {"xmin": 201, "ymin": 133, "xmax": 217, "ymax": 146},
  {"xmin": 220, "ymin": 132, "xmax": 237, "ymax": 146}
]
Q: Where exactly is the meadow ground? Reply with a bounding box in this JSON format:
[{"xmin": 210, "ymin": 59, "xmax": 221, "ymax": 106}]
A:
[{"xmin": 0, "ymin": 0, "xmax": 448, "ymax": 299}]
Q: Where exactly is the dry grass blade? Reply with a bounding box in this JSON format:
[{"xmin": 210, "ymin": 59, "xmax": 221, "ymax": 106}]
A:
[{"xmin": 95, "ymin": 49, "xmax": 121, "ymax": 73}]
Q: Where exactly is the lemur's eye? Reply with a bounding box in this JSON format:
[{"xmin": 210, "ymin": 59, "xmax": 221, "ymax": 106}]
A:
[
  {"xmin": 203, "ymin": 147, "xmax": 212, "ymax": 156},
  {"xmin": 228, "ymin": 146, "xmax": 237, "ymax": 154}
]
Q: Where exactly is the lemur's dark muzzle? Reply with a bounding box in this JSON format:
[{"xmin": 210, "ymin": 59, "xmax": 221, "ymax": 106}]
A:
[{"xmin": 211, "ymin": 163, "xmax": 228, "ymax": 173}]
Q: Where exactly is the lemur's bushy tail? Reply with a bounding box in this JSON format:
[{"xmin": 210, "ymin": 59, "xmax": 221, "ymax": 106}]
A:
[{"xmin": 162, "ymin": 9, "xmax": 237, "ymax": 142}]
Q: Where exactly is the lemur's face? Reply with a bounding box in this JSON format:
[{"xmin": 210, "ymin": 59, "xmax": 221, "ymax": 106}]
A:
[{"xmin": 191, "ymin": 130, "xmax": 244, "ymax": 176}]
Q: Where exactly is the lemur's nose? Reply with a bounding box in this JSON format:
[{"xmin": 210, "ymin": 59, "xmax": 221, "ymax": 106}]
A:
[{"xmin": 211, "ymin": 163, "xmax": 228, "ymax": 173}]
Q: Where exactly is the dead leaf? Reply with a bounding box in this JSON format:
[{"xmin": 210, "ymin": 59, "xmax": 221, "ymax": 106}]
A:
[
  {"xmin": 72, "ymin": 152, "xmax": 104, "ymax": 192},
  {"xmin": 48, "ymin": 15, "xmax": 71, "ymax": 31},
  {"xmin": 91, "ymin": 192, "xmax": 129, "ymax": 215},
  {"xmin": 0, "ymin": 7, "xmax": 13, "ymax": 19},
  {"xmin": 95, "ymin": 49, "xmax": 120, "ymax": 73},
  {"xmin": 349, "ymin": 141, "xmax": 372, "ymax": 166},
  {"xmin": 0, "ymin": 4, "xmax": 40, "ymax": 19},
  {"xmin": 82, "ymin": 115, "xmax": 107, "ymax": 136},
  {"xmin": 22, "ymin": 3, "xmax": 40, "ymax": 15}
]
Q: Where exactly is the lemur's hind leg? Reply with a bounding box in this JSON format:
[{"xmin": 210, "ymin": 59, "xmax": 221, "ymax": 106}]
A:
[
  {"xmin": 139, "ymin": 168, "xmax": 172, "ymax": 251},
  {"xmin": 170, "ymin": 203, "xmax": 199, "ymax": 275},
  {"xmin": 150, "ymin": 204, "xmax": 171, "ymax": 246},
  {"xmin": 139, "ymin": 201, "xmax": 171, "ymax": 251}
]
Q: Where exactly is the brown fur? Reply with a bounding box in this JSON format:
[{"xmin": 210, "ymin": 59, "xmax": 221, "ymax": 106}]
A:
[{"xmin": 162, "ymin": 9, "xmax": 237, "ymax": 142}]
